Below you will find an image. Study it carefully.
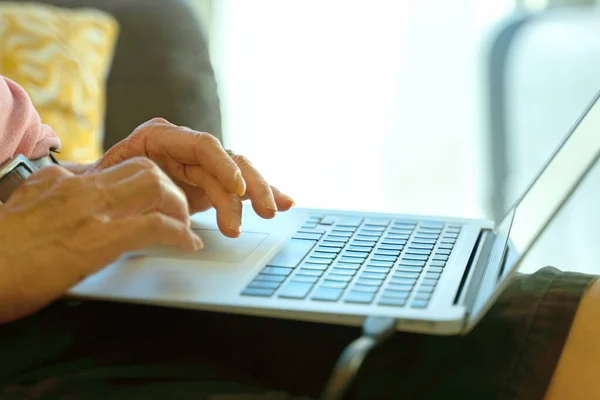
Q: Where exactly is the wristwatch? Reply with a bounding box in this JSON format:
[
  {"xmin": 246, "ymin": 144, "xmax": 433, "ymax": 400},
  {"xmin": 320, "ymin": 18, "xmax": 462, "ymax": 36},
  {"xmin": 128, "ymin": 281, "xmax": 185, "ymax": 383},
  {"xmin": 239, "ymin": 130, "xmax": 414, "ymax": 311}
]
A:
[{"xmin": 0, "ymin": 153, "xmax": 59, "ymax": 204}]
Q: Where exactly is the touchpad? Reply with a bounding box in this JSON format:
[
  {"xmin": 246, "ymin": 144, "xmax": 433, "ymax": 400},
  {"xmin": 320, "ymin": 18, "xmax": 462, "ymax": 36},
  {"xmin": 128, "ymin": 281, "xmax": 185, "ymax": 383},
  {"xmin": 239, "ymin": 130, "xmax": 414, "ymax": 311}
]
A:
[{"xmin": 136, "ymin": 229, "xmax": 268, "ymax": 263}]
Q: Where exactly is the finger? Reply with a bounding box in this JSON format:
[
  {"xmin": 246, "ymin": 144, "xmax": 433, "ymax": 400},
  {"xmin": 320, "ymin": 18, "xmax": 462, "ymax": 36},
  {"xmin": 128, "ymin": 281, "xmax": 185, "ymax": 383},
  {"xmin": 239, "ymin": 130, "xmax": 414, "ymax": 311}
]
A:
[
  {"xmin": 197, "ymin": 172, "xmax": 243, "ymax": 238},
  {"xmin": 233, "ymin": 155, "xmax": 277, "ymax": 219},
  {"xmin": 270, "ymin": 186, "xmax": 295, "ymax": 212},
  {"xmin": 143, "ymin": 124, "xmax": 245, "ymax": 196},
  {"xmin": 176, "ymin": 181, "xmax": 214, "ymax": 214},
  {"xmin": 99, "ymin": 166, "xmax": 190, "ymax": 226},
  {"xmin": 97, "ymin": 212, "xmax": 203, "ymax": 261}
]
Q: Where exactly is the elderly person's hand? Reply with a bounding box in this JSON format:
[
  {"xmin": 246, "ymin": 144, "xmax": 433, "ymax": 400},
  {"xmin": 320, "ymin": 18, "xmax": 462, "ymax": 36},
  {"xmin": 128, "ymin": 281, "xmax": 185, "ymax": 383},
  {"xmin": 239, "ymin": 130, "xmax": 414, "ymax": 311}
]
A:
[
  {"xmin": 89, "ymin": 118, "xmax": 295, "ymax": 238},
  {"xmin": 0, "ymin": 158, "xmax": 202, "ymax": 323}
]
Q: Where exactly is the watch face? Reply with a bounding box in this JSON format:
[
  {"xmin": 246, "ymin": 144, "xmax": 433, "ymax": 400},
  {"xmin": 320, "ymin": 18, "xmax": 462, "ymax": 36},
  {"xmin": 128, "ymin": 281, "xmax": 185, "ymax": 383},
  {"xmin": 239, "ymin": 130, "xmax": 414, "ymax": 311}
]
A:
[{"xmin": 0, "ymin": 164, "xmax": 31, "ymax": 203}]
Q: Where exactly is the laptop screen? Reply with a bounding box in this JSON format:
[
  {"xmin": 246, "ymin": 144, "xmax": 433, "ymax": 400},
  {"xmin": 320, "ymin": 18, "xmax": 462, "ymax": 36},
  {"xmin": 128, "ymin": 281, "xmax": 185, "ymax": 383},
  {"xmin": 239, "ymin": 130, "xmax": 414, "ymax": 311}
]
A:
[
  {"xmin": 466, "ymin": 90, "xmax": 600, "ymax": 329},
  {"xmin": 497, "ymin": 90, "xmax": 600, "ymax": 282}
]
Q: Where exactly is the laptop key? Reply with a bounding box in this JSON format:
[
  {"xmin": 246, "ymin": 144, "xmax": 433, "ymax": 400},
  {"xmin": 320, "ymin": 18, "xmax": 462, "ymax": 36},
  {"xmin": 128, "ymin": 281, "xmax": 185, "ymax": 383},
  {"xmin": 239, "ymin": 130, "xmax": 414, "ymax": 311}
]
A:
[
  {"xmin": 385, "ymin": 233, "xmax": 410, "ymax": 240},
  {"xmin": 436, "ymin": 249, "xmax": 451, "ymax": 255},
  {"xmin": 320, "ymin": 217, "xmax": 336, "ymax": 225},
  {"xmin": 364, "ymin": 266, "xmax": 391, "ymax": 274},
  {"xmin": 241, "ymin": 287, "xmax": 275, "ymax": 297},
  {"xmin": 278, "ymin": 282, "xmax": 314, "ymax": 299},
  {"xmin": 262, "ymin": 266, "xmax": 293, "ymax": 276},
  {"xmin": 414, "ymin": 233, "xmax": 438, "ymax": 239},
  {"xmin": 417, "ymin": 286, "xmax": 435, "ymax": 294},
  {"xmin": 438, "ymin": 243, "xmax": 453, "ymax": 249},
  {"xmin": 425, "ymin": 272, "xmax": 442, "ymax": 280},
  {"xmin": 368, "ymin": 260, "xmax": 394, "ymax": 268},
  {"xmin": 331, "ymin": 268, "xmax": 357, "ymax": 276},
  {"xmin": 297, "ymin": 268, "xmax": 324, "ymax": 277},
  {"xmin": 403, "ymin": 254, "xmax": 428, "ymax": 261},
  {"xmin": 321, "ymin": 280, "xmax": 348, "ymax": 289},
  {"xmin": 255, "ymin": 274, "xmax": 286, "ymax": 283},
  {"xmin": 382, "ymin": 289, "xmax": 410, "ymax": 298},
  {"xmin": 343, "ymin": 251, "xmax": 368, "ymax": 259},
  {"xmin": 334, "ymin": 262, "xmax": 362, "ymax": 270},
  {"xmin": 360, "ymin": 228, "xmax": 385, "ymax": 235},
  {"xmin": 395, "ymin": 265, "xmax": 423, "ymax": 273},
  {"xmin": 420, "ymin": 279, "xmax": 438, "ymax": 287},
  {"xmin": 375, "ymin": 249, "xmax": 401, "ymax": 256},
  {"xmin": 291, "ymin": 275, "xmax": 319, "ymax": 284},
  {"xmin": 333, "ymin": 226, "xmax": 356, "ymax": 233},
  {"xmin": 311, "ymin": 252, "xmax": 337, "ymax": 260},
  {"xmin": 393, "ymin": 271, "xmax": 420, "ymax": 279},
  {"xmin": 411, "ymin": 300, "xmax": 429, "ymax": 308},
  {"xmin": 348, "ymin": 245, "xmax": 372, "ymax": 253},
  {"xmin": 387, "ymin": 283, "xmax": 414, "ymax": 292},
  {"xmin": 444, "ymin": 233, "xmax": 459, "ymax": 239},
  {"xmin": 307, "ymin": 257, "xmax": 332, "ymax": 265},
  {"xmin": 291, "ymin": 232, "xmax": 322, "ymax": 241},
  {"xmin": 356, "ymin": 278, "xmax": 384, "ymax": 287},
  {"xmin": 377, "ymin": 244, "xmax": 403, "ymax": 252},
  {"xmin": 324, "ymin": 235, "xmax": 348, "ymax": 243},
  {"xmin": 409, "ymin": 243, "xmax": 434, "ymax": 250},
  {"xmin": 412, "ymin": 238, "xmax": 437, "ymax": 245},
  {"xmin": 344, "ymin": 291, "xmax": 375, "ymax": 304},
  {"xmin": 398, "ymin": 260, "xmax": 426, "ymax": 267},
  {"xmin": 406, "ymin": 248, "xmax": 430, "ymax": 255},
  {"xmin": 378, "ymin": 297, "xmax": 407, "ymax": 307},
  {"xmin": 441, "ymin": 238, "xmax": 456, "ymax": 244},
  {"xmin": 300, "ymin": 262, "xmax": 329, "ymax": 270},
  {"xmin": 371, "ymin": 255, "xmax": 397, "ymax": 262},
  {"xmin": 390, "ymin": 277, "xmax": 417, "ymax": 285},
  {"xmin": 382, "ymin": 239, "xmax": 407, "ymax": 246},
  {"xmin": 352, "ymin": 284, "xmax": 380, "ymax": 293},
  {"xmin": 414, "ymin": 292, "xmax": 432, "ymax": 301},
  {"xmin": 430, "ymin": 260, "xmax": 446, "ymax": 267},
  {"xmin": 266, "ymin": 238, "xmax": 317, "ymax": 268},
  {"xmin": 432, "ymin": 255, "xmax": 449, "ymax": 262},
  {"xmin": 298, "ymin": 228, "xmax": 327, "ymax": 235},
  {"xmin": 428, "ymin": 266, "xmax": 444, "ymax": 273},
  {"xmin": 248, "ymin": 280, "xmax": 280, "ymax": 290},
  {"xmin": 320, "ymin": 241, "xmax": 346, "ymax": 248},
  {"xmin": 331, "ymin": 230, "xmax": 353, "ymax": 238},
  {"xmin": 364, "ymin": 218, "xmax": 390, "ymax": 227},
  {"xmin": 326, "ymin": 273, "xmax": 354, "ymax": 282},
  {"xmin": 311, "ymin": 287, "xmax": 344, "ymax": 302},
  {"xmin": 316, "ymin": 246, "xmax": 341, "ymax": 254},
  {"xmin": 360, "ymin": 272, "xmax": 387, "ymax": 280}
]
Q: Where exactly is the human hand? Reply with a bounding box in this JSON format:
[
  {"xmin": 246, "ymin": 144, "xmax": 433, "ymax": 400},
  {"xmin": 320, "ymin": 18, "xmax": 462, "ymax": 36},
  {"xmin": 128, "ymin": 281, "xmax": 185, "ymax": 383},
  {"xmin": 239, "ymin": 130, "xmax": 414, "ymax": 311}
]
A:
[
  {"xmin": 92, "ymin": 118, "xmax": 295, "ymax": 238},
  {"xmin": 0, "ymin": 158, "xmax": 202, "ymax": 323}
]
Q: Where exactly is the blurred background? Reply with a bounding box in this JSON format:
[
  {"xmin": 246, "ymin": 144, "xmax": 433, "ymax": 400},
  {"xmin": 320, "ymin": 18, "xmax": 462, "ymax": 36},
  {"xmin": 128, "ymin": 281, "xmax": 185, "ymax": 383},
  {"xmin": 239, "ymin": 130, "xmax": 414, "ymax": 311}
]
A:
[{"xmin": 1, "ymin": 0, "xmax": 599, "ymax": 274}]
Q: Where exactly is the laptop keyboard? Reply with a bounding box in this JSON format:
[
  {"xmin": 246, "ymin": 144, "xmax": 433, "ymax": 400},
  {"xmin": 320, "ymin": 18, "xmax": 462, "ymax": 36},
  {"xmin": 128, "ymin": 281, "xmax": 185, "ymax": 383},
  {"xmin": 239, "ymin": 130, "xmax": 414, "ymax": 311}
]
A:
[{"xmin": 241, "ymin": 215, "xmax": 462, "ymax": 309}]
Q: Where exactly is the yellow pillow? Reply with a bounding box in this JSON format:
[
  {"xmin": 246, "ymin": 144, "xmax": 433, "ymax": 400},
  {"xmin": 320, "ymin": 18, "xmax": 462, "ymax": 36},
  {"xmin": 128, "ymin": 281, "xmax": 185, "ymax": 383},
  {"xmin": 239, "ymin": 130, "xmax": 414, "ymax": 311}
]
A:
[{"xmin": 0, "ymin": 3, "xmax": 118, "ymax": 163}]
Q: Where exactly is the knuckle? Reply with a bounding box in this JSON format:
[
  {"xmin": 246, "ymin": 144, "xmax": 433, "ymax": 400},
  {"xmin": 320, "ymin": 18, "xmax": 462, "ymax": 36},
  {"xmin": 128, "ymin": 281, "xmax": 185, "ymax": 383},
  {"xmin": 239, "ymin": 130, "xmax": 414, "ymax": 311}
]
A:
[
  {"xmin": 130, "ymin": 156, "xmax": 158, "ymax": 172},
  {"xmin": 149, "ymin": 117, "xmax": 170, "ymax": 125},
  {"xmin": 234, "ymin": 155, "xmax": 252, "ymax": 167},
  {"xmin": 196, "ymin": 131, "xmax": 220, "ymax": 146}
]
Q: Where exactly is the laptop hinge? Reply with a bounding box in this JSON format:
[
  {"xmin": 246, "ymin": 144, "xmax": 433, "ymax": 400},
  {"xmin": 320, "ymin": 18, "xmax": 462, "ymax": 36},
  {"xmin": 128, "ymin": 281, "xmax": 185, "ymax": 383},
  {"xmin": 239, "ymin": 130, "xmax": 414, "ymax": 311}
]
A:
[{"xmin": 454, "ymin": 230, "xmax": 496, "ymax": 312}]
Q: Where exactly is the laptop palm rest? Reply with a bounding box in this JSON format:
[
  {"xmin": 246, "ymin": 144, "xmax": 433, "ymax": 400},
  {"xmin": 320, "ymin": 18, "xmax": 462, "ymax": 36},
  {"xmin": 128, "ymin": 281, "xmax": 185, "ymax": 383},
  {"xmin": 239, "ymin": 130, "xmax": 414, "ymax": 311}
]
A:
[{"xmin": 135, "ymin": 229, "xmax": 268, "ymax": 263}]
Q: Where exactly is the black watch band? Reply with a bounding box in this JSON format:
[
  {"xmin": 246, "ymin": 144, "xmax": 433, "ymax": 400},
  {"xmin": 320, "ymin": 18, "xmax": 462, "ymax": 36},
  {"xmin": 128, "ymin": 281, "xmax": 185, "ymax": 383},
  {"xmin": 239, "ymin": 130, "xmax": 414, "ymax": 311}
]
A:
[{"xmin": 0, "ymin": 154, "xmax": 59, "ymax": 204}]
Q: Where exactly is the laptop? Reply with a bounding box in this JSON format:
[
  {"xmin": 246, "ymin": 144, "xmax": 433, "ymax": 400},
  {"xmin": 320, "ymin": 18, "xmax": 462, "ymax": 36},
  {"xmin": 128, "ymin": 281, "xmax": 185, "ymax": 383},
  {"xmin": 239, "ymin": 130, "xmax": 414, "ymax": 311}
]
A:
[{"xmin": 67, "ymin": 90, "xmax": 600, "ymax": 336}]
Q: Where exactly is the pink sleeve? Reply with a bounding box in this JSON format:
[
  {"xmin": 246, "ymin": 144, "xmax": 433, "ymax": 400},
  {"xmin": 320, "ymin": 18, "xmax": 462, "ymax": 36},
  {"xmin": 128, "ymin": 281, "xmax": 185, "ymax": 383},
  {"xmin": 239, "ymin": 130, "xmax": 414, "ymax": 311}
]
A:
[{"xmin": 0, "ymin": 76, "xmax": 61, "ymax": 164}]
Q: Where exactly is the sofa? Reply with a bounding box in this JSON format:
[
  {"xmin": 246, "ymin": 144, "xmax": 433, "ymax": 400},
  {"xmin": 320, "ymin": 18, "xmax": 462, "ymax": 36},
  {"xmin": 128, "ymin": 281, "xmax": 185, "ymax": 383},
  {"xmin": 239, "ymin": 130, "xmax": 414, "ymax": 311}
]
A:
[{"xmin": 0, "ymin": 0, "xmax": 223, "ymax": 151}]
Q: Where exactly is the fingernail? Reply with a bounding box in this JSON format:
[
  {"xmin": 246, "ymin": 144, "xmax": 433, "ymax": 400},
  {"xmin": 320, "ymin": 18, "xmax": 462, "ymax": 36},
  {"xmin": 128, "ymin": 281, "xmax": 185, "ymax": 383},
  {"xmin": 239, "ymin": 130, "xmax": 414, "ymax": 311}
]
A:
[
  {"xmin": 284, "ymin": 195, "xmax": 296, "ymax": 206},
  {"xmin": 264, "ymin": 195, "xmax": 278, "ymax": 212},
  {"xmin": 192, "ymin": 235, "xmax": 204, "ymax": 250},
  {"xmin": 228, "ymin": 212, "xmax": 242, "ymax": 234},
  {"xmin": 235, "ymin": 171, "xmax": 246, "ymax": 196}
]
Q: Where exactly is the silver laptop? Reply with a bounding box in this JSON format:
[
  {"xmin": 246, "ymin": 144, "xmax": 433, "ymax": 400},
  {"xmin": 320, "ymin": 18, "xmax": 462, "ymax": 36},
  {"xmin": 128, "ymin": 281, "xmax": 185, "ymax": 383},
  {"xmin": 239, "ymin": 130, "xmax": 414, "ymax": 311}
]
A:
[{"xmin": 68, "ymin": 90, "xmax": 600, "ymax": 336}]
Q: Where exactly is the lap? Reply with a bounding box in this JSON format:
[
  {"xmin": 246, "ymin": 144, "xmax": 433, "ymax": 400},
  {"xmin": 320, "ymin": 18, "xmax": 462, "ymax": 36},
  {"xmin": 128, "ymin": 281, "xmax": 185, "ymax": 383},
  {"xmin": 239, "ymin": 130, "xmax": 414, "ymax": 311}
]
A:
[{"xmin": 0, "ymin": 267, "xmax": 593, "ymax": 400}]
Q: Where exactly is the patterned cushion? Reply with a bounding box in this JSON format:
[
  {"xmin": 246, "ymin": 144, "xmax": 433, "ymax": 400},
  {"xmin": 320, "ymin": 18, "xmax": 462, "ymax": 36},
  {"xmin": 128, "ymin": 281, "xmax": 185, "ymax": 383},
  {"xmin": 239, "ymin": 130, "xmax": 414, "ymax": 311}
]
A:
[{"xmin": 0, "ymin": 2, "xmax": 118, "ymax": 163}]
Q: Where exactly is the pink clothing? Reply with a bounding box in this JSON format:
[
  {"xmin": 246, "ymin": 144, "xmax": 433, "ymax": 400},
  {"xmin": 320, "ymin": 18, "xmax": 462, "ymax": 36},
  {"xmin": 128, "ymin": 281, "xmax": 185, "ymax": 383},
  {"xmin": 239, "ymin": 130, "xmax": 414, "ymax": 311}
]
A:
[{"xmin": 0, "ymin": 76, "xmax": 61, "ymax": 164}]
